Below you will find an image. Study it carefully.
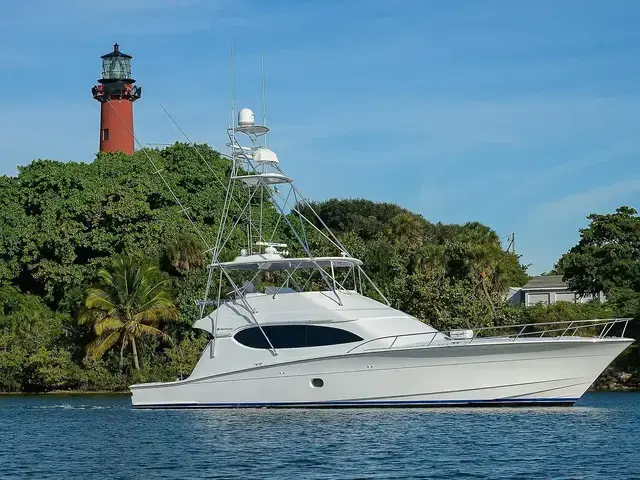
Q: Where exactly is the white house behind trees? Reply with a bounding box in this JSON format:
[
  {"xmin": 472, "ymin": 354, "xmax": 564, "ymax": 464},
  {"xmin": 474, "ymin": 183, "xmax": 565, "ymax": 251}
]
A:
[{"xmin": 506, "ymin": 275, "xmax": 605, "ymax": 306}]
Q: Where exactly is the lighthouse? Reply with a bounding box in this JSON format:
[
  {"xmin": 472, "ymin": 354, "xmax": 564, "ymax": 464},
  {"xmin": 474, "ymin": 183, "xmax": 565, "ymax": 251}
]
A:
[{"xmin": 91, "ymin": 43, "xmax": 142, "ymax": 154}]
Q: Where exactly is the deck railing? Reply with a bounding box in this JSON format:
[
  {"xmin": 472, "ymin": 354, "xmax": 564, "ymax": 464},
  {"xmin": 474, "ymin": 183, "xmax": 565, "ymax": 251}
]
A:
[
  {"xmin": 347, "ymin": 331, "xmax": 440, "ymax": 353},
  {"xmin": 468, "ymin": 317, "xmax": 632, "ymax": 342},
  {"xmin": 347, "ymin": 318, "xmax": 633, "ymax": 353}
]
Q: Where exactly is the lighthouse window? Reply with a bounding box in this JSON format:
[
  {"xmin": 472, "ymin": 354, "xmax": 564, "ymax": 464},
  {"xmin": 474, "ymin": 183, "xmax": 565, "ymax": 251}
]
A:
[
  {"xmin": 102, "ymin": 129, "xmax": 109, "ymax": 141},
  {"xmin": 234, "ymin": 325, "xmax": 363, "ymax": 349},
  {"xmin": 102, "ymin": 57, "xmax": 132, "ymax": 80}
]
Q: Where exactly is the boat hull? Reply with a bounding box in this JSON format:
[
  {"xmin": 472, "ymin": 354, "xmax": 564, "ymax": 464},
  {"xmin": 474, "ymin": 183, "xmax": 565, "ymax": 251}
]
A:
[{"xmin": 130, "ymin": 338, "xmax": 632, "ymax": 408}]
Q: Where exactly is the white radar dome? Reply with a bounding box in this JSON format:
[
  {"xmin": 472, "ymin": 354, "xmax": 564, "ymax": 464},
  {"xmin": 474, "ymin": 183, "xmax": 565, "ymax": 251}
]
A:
[
  {"xmin": 253, "ymin": 148, "xmax": 279, "ymax": 164},
  {"xmin": 238, "ymin": 108, "xmax": 255, "ymax": 127}
]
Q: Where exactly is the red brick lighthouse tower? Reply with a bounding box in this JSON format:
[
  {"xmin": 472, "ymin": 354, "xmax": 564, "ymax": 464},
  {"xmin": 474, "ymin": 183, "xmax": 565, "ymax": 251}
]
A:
[{"xmin": 91, "ymin": 43, "xmax": 142, "ymax": 154}]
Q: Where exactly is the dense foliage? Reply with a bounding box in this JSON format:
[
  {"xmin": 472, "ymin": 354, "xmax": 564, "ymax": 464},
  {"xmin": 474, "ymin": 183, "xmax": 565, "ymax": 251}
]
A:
[
  {"xmin": 301, "ymin": 199, "xmax": 529, "ymax": 331},
  {"xmin": 0, "ymin": 144, "xmax": 636, "ymax": 392},
  {"xmin": 557, "ymin": 206, "xmax": 640, "ymax": 319},
  {"xmin": 0, "ymin": 145, "xmax": 229, "ymax": 391}
]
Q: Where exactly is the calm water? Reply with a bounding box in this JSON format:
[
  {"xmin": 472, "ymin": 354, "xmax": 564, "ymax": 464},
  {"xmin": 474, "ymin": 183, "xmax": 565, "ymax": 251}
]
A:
[{"xmin": 1, "ymin": 393, "xmax": 639, "ymax": 479}]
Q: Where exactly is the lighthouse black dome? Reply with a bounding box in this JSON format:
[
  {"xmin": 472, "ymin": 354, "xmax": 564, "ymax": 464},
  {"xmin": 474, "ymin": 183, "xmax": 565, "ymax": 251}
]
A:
[{"xmin": 101, "ymin": 43, "xmax": 133, "ymax": 59}]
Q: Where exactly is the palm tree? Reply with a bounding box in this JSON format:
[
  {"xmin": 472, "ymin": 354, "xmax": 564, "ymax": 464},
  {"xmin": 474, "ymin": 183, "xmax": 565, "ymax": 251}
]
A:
[
  {"xmin": 78, "ymin": 256, "xmax": 178, "ymax": 370},
  {"xmin": 165, "ymin": 233, "xmax": 205, "ymax": 273}
]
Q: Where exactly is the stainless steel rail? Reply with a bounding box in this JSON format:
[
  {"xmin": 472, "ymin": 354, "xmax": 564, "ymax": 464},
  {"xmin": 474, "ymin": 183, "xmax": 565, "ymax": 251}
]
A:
[
  {"xmin": 347, "ymin": 331, "xmax": 439, "ymax": 353},
  {"xmin": 468, "ymin": 317, "xmax": 633, "ymax": 343},
  {"xmin": 347, "ymin": 318, "xmax": 633, "ymax": 353}
]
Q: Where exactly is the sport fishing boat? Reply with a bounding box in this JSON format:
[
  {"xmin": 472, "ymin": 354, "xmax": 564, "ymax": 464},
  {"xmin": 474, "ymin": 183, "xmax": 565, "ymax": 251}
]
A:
[{"xmin": 130, "ymin": 107, "xmax": 634, "ymax": 408}]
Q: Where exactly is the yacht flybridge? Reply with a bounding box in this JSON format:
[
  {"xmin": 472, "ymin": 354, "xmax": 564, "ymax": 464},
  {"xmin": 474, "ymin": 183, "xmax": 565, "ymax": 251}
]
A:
[{"xmin": 130, "ymin": 108, "xmax": 634, "ymax": 408}]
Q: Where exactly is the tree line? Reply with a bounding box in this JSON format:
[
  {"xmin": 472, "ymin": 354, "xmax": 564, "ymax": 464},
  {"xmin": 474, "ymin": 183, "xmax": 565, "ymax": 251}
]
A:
[{"xmin": 0, "ymin": 143, "xmax": 637, "ymax": 392}]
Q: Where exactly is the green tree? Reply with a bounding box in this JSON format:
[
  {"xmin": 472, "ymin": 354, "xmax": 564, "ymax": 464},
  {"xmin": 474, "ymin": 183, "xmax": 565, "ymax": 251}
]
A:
[
  {"xmin": 78, "ymin": 256, "xmax": 178, "ymax": 370},
  {"xmin": 0, "ymin": 285, "xmax": 77, "ymax": 392},
  {"xmin": 557, "ymin": 206, "xmax": 640, "ymax": 316}
]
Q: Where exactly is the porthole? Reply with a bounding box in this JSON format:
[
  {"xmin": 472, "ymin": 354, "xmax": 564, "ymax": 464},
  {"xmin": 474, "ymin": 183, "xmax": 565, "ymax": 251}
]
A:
[{"xmin": 310, "ymin": 378, "xmax": 324, "ymax": 388}]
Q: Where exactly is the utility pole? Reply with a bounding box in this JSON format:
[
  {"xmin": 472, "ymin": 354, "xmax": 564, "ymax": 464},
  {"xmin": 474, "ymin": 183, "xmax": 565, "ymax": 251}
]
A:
[{"xmin": 506, "ymin": 233, "xmax": 516, "ymax": 254}]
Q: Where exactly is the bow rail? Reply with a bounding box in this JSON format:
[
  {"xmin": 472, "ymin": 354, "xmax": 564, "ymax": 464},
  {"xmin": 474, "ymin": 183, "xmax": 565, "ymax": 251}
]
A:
[
  {"xmin": 347, "ymin": 318, "xmax": 633, "ymax": 353},
  {"xmin": 469, "ymin": 317, "xmax": 633, "ymax": 342}
]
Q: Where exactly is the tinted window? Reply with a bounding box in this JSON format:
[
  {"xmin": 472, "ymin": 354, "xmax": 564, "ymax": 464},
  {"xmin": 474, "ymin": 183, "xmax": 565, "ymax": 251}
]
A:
[
  {"xmin": 306, "ymin": 325, "xmax": 361, "ymax": 347},
  {"xmin": 234, "ymin": 325, "xmax": 363, "ymax": 349}
]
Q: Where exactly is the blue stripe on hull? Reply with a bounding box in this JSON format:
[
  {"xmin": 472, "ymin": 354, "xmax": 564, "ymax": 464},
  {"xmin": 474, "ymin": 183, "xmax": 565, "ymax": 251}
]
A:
[{"xmin": 133, "ymin": 398, "xmax": 579, "ymax": 409}]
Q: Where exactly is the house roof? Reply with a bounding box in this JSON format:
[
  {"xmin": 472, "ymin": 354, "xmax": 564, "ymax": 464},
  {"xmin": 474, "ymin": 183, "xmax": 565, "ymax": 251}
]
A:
[{"xmin": 522, "ymin": 275, "xmax": 567, "ymax": 290}]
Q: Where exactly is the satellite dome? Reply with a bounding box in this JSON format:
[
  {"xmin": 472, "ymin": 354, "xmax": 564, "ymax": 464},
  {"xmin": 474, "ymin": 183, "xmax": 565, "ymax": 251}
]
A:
[
  {"xmin": 253, "ymin": 148, "xmax": 279, "ymax": 164},
  {"xmin": 238, "ymin": 108, "xmax": 255, "ymax": 127}
]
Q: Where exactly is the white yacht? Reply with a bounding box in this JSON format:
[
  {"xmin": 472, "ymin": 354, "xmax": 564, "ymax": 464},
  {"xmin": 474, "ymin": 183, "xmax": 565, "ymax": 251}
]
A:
[{"xmin": 130, "ymin": 107, "xmax": 634, "ymax": 408}]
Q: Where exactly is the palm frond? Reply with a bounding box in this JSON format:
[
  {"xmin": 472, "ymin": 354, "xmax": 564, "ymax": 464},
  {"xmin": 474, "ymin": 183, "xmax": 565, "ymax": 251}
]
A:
[
  {"xmin": 78, "ymin": 307, "xmax": 104, "ymax": 325},
  {"xmin": 134, "ymin": 292, "xmax": 178, "ymax": 323},
  {"xmin": 142, "ymin": 275, "xmax": 169, "ymax": 298},
  {"xmin": 97, "ymin": 268, "xmax": 117, "ymax": 289},
  {"xmin": 88, "ymin": 330, "xmax": 121, "ymax": 359},
  {"xmin": 94, "ymin": 317, "xmax": 125, "ymax": 336},
  {"xmin": 83, "ymin": 288, "xmax": 116, "ymax": 311},
  {"xmin": 79, "ymin": 304, "xmax": 119, "ymax": 325},
  {"xmin": 135, "ymin": 306, "xmax": 178, "ymax": 326},
  {"xmin": 137, "ymin": 324, "xmax": 173, "ymax": 344},
  {"xmin": 135, "ymin": 289, "xmax": 175, "ymax": 315},
  {"xmin": 129, "ymin": 265, "xmax": 154, "ymax": 306}
]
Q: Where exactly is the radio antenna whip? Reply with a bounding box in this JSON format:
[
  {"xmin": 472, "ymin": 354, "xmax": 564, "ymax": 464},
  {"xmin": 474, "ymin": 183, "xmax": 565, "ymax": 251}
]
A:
[{"xmin": 261, "ymin": 51, "xmax": 268, "ymax": 148}]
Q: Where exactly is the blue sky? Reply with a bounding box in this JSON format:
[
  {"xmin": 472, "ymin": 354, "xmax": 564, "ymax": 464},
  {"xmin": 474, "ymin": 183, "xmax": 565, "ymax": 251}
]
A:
[{"xmin": 2, "ymin": 0, "xmax": 639, "ymax": 274}]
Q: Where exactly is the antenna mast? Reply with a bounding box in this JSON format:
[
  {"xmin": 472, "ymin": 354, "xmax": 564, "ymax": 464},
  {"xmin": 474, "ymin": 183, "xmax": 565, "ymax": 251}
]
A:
[
  {"xmin": 261, "ymin": 51, "xmax": 267, "ymax": 148},
  {"xmin": 230, "ymin": 43, "xmax": 236, "ymax": 159}
]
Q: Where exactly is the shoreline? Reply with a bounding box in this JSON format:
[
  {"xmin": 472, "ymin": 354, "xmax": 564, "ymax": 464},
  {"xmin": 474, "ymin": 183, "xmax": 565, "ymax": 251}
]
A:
[{"xmin": 589, "ymin": 387, "xmax": 640, "ymax": 393}]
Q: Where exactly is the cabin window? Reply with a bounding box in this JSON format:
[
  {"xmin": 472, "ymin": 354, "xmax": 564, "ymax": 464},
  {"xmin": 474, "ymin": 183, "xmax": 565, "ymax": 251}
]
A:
[{"xmin": 234, "ymin": 325, "xmax": 363, "ymax": 349}]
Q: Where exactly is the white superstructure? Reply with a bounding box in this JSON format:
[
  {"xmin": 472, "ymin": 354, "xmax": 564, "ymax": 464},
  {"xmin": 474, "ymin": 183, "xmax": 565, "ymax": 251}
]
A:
[{"xmin": 130, "ymin": 107, "xmax": 634, "ymax": 408}]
